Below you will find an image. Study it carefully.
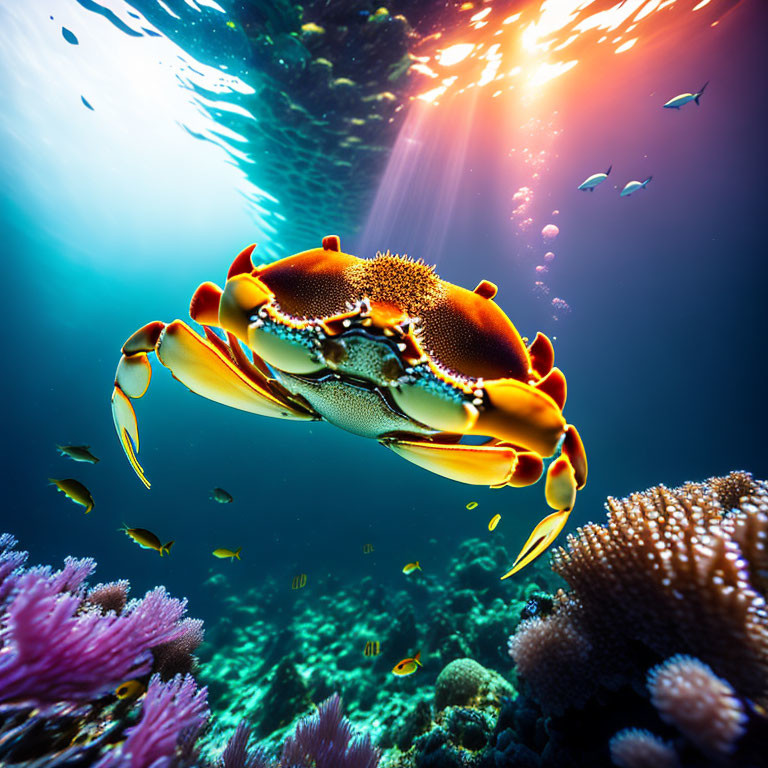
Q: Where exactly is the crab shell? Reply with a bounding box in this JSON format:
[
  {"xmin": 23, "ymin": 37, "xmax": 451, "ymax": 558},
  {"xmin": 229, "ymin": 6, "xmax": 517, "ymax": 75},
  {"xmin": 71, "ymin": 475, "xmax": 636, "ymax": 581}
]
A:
[{"xmin": 112, "ymin": 236, "xmax": 587, "ymax": 576}]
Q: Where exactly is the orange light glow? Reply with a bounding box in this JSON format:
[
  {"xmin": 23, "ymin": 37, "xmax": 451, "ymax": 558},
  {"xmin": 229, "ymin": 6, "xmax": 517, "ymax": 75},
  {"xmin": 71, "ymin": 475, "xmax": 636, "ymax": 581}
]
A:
[
  {"xmin": 615, "ymin": 38, "xmax": 638, "ymax": 53},
  {"xmin": 411, "ymin": 0, "xmax": 730, "ymax": 102}
]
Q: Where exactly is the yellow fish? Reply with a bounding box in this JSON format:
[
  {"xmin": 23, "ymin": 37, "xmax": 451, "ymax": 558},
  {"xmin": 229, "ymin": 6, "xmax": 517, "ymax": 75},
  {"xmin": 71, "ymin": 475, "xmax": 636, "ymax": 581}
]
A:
[
  {"xmin": 49, "ymin": 478, "xmax": 94, "ymax": 514},
  {"xmin": 362, "ymin": 543, "xmax": 375, "ymax": 554},
  {"xmin": 213, "ymin": 547, "xmax": 241, "ymax": 561},
  {"xmin": 226, "ymin": 20, "xmax": 236, "ymax": 28},
  {"xmin": 488, "ymin": 514, "xmax": 501, "ymax": 531},
  {"xmin": 121, "ymin": 526, "xmax": 173, "ymax": 556},
  {"xmin": 466, "ymin": 501, "xmax": 478, "ymax": 510},
  {"xmin": 402, "ymin": 561, "xmax": 422, "ymax": 574},
  {"xmin": 301, "ymin": 22, "xmax": 325, "ymax": 34},
  {"xmin": 392, "ymin": 651, "xmax": 422, "ymax": 676},
  {"xmin": 291, "ymin": 573, "xmax": 307, "ymax": 590},
  {"xmin": 363, "ymin": 640, "xmax": 381, "ymax": 657},
  {"xmin": 56, "ymin": 445, "xmax": 99, "ymax": 464},
  {"xmin": 115, "ymin": 679, "xmax": 145, "ymax": 700}
]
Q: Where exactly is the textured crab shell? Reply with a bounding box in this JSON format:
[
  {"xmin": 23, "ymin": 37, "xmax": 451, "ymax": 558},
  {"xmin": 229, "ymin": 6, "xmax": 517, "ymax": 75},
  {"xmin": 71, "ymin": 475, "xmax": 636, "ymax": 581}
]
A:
[{"xmin": 252, "ymin": 247, "xmax": 532, "ymax": 383}]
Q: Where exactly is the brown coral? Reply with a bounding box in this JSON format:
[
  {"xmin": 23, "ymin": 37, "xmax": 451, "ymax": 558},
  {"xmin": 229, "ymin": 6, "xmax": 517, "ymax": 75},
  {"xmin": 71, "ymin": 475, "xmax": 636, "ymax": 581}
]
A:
[
  {"xmin": 151, "ymin": 618, "xmax": 204, "ymax": 680},
  {"xmin": 507, "ymin": 610, "xmax": 594, "ymax": 715},
  {"xmin": 545, "ymin": 472, "xmax": 768, "ymax": 702},
  {"xmin": 647, "ymin": 655, "xmax": 747, "ymax": 757},
  {"xmin": 85, "ymin": 580, "xmax": 129, "ymax": 614}
]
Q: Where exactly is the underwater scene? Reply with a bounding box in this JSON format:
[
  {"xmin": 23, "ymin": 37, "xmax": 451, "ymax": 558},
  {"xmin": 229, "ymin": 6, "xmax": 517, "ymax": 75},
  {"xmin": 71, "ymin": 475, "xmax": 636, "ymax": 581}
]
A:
[{"xmin": 1, "ymin": 0, "xmax": 767, "ymax": 765}]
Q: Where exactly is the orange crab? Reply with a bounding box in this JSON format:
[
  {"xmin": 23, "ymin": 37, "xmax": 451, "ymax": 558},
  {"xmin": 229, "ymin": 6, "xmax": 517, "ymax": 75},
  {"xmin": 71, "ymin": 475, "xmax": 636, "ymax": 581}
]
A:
[{"xmin": 112, "ymin": 236, "xmax": 587, "ymax": 576}]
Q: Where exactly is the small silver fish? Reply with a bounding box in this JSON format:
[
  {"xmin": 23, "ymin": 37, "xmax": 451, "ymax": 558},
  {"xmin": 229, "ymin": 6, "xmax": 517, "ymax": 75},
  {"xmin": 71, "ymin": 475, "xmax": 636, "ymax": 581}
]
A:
[{"xmin": 57, "ymin": 445, "xmax": 99, "ymax": 464}]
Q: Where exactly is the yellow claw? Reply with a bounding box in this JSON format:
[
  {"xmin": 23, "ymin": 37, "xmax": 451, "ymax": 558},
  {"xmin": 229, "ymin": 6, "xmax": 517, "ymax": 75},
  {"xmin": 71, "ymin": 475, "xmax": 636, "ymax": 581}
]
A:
[
  {"xmin": 545, "ymin": 455, "xmax": 577, "ymax": 511},
  {"xmin": 500, "ymin": 508, "xmax": 571, "ymax": 579},
  {"xmin": 111, "ymin": 386, "xmax": 150, "ymax": 489}
]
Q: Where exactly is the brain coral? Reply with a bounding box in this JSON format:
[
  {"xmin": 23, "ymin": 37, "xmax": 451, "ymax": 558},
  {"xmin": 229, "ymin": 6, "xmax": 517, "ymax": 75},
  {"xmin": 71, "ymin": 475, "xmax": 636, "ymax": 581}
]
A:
[{"xmin": 434, "ymin": 658, "xmax": 514, "ymax": 712}]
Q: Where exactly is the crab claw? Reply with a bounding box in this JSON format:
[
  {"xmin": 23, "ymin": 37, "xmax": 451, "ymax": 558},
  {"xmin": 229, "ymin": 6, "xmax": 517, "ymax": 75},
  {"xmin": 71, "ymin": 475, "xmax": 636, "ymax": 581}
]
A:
[
  {"xmin": 112, "ymin": 386, "xmax": 149, "ymax": 488},
  {"xmin": 500, "ymin": 508, "xmax": 571, "ymax": 579}
]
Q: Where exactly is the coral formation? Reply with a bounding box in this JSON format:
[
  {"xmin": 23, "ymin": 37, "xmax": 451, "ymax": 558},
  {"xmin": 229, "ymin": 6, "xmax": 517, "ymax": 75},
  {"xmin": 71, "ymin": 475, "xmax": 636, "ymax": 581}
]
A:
[
  {"xmin": 647, "ymin": 655, "xmax": 747, "ymax": 757},
  {"xmin": 434, "ymin": 658, "xmax": 513, "ymax": 712},
  {"xmin": 0, "ymin": 532, "xmax": 386, "ymax": 768},
  {"xmin": 5, "ymin": 471, "xmax": 765, "ymax": 768},
  {"xmin": 608, "ymin": 729, "xmax": 679, "ymax": 768},
  {"xmin": 198, "ymin": 538, "xmax": 549, "ymax": 748},
  {"xmin": 96, "ymin": 674, "xmax": 209, "ymax": 768},
  {"xmin": 507, "ymin": 472, "xmax": 768, "ymax": 767},
  {"xmin": 86, "ymin": 580, "xmax": 130, "ymax": 614},
  {"xmin": 281, "ymin": 693, "xmax": 381, "ymax": 768}
]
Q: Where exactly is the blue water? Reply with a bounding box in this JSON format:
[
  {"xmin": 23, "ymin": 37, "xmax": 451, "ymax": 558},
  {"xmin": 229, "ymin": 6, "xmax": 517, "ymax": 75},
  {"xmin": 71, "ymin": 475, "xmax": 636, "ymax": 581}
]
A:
[{"xmin": 1, "ymin": 0, "xmax": 767, "ymax": 637}]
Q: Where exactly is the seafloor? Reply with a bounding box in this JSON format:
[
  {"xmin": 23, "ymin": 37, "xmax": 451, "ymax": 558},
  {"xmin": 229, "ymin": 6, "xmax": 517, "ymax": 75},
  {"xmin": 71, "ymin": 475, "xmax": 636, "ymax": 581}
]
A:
[{"xmin": 1, "ymin": 471, "xmax": 766, "ymax": 767}]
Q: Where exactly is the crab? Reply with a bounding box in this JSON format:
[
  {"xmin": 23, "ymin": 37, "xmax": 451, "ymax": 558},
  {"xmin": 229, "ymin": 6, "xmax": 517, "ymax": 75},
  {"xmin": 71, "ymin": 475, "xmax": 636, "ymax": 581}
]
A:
[{"xmin": 112, "ymin": 236, "xmax": 587, "ymax": 576}]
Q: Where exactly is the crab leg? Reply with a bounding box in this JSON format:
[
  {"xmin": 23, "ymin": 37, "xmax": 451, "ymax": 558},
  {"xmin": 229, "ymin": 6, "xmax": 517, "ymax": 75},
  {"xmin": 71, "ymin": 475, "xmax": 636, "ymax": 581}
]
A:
[
  {"xmin": 503, "ymin": 424, "xmax": 588, "ymax": 577},
  {"xmin": 500, "ymin": 509, "xmax": 572, "ymax": 579},
  {"xmin": 112, "ymin": 320, "xmax": 316, "ymax": 488},
  {"xmin": 382, "ymin": 437, "xmax": 543, "ymax": 488}
]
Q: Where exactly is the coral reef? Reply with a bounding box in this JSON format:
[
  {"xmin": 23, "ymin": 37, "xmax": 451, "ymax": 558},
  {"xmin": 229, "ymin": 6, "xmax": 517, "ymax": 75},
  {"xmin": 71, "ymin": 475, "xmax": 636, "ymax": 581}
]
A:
[
  {"xmin": 0, "ymin": 533, "xmax": 208, "ymax": 766},
  {"xmin": 5, "ymin": 471, "xmax": 765, "ymax": 768},
  {"xmin": 0, "ymin": 532, "xmax": 384, "ymax": 768},
  {"xmin": 198, "ymin": 538, "xmax": 551, "ymax": 748},
  {"xmin": 507, "ymin": 472, "xmax": 768, "ymax": 767}
]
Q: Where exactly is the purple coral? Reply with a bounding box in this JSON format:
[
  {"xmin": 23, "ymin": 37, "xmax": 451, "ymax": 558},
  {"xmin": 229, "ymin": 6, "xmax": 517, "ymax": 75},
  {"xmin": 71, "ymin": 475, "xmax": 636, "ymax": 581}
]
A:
[
  {"xmin": 221, "ymin": 721, "xmax": 272, "ymax": 768},
  {"xmin": 0, "ymin": 533, "xmax": 27, "ymax": 605},
  {"xmin": 0, "ymin": 568, "xmax": 189, "ymax": 703},
  {"xmin": 281, "ymin": 694, "xmax": 380, "ymax": 768},
  {"xmin": 95, "ymin": 674, "xmax": 209, "ymax": 768}
]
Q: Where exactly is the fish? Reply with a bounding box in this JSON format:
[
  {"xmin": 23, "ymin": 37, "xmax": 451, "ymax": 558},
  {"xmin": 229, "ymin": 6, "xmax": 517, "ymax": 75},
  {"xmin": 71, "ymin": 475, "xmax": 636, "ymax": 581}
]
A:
[
  {"xmin": 291, "ymin": 573, "xmax": 307, "ymax": 590},
  {"xmin": 115, "ymin": 679, "xmax": 145, "ymax": 699},
  {"xmin": 57, "ymin": 445, "xmax": 99, "ymax": 463},
  {"xmin": 213, "ymin": 547, "xmax": 241, "ymax": 560},
  {"xmin": 402, "ymin": 561, "xmax": 422, "ymax": 574},
  {"xmin": 363, "ymin": 640, "xmax": 381, "ymax": 657},
  {"xmin": 466, "ymin": 501, "xmax": 478, "ymax": 510},
  {"xmin": 363, "ymin": 543, "xmax": 375, "ymax": 554},
  {"xmin": 488, "ymin": 513, "xmax": 501, "ymax": 531},
  {"xmin": 392, "ymin": 651, "xmax": 422, "ymax": 676},
  {"xmin": 663, "ymin": 81, "xmax": 708, "ymax": 109},
  {"xmin": 620, "ymin": 177, "xmax": 652, "ymax": 197},
  {"xmin": 225, "ymin": 20, "xmax": 236, "ymax": 28},
  {"xmin": 577, "ymin": 164, "xmax": 611, "ymax": 191},
  {"xmin": 49, "ymin": 478, "xmax": 94, "ymax": 514},
  {"xmin": 210, "ymin": 487, "xmax": 234, "ymax": 504},
  {"xmin": 121, "ymin": 526, "xmax": 174, "ymax": 556}
]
